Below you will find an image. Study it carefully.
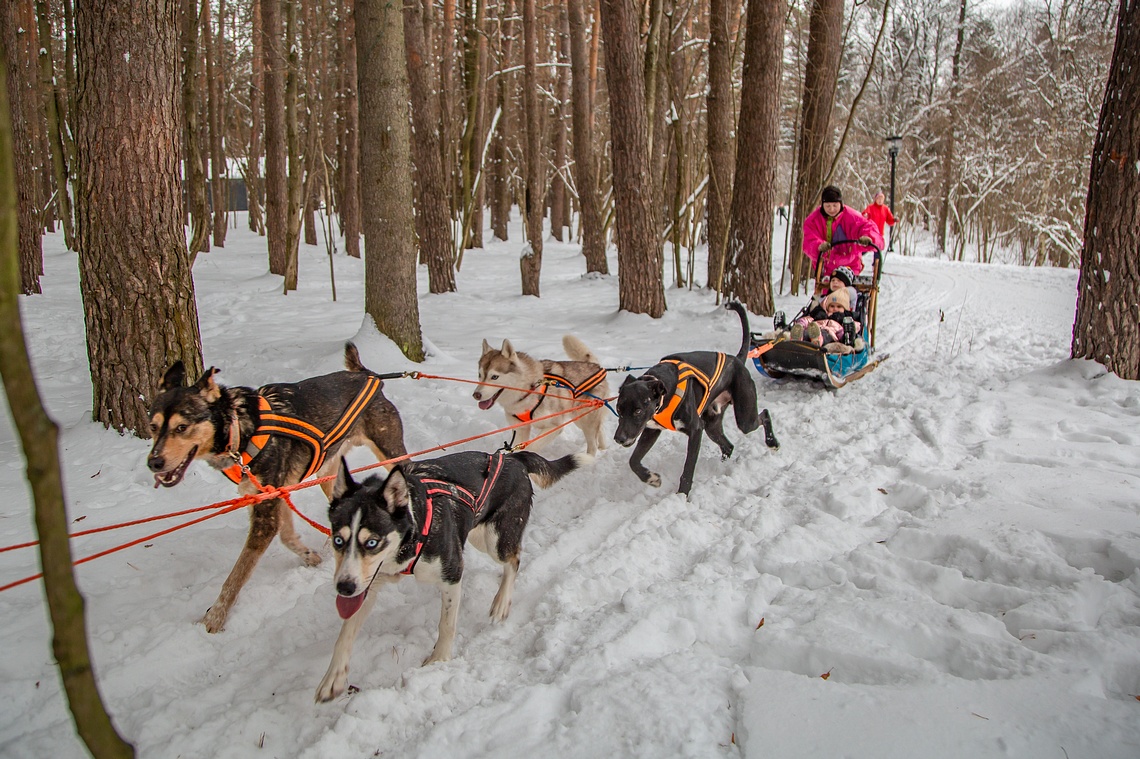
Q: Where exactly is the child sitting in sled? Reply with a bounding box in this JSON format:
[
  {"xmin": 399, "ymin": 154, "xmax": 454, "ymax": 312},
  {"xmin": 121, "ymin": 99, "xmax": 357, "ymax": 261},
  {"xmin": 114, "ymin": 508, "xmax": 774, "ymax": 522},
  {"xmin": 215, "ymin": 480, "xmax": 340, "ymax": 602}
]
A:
[{"xmin": 789, "ymin": 287, "xmax": 863, "ymax": 354}]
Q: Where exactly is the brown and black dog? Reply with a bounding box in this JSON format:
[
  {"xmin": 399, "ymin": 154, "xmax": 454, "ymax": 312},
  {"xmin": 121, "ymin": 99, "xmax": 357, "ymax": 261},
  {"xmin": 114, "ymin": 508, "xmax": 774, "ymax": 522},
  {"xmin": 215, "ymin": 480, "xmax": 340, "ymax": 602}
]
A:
[
  {"xmin": 614, "ymin": 303, "xmax": 779, "ymax": 496},
  {"xmin": 147, "ymin": 343, "xmax": 406, "ymax": 632}
]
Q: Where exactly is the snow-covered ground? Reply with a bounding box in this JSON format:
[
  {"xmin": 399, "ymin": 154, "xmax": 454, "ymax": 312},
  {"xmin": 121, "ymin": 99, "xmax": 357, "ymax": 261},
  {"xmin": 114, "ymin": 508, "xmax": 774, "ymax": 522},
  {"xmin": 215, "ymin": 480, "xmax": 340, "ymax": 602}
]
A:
[{"xmin": 2, "ymin": 216, "xmax": 1138, "ymax": 758}]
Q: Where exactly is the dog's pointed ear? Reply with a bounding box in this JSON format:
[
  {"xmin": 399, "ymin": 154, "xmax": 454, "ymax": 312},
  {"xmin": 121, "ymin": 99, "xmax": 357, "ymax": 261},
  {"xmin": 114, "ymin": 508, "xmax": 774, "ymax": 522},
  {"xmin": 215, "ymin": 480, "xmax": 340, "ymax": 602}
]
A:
[
  {"xmin": 331, "ymin": 458, "xmax": 356, "ymax": 501},
  {"xmin": 194, "ymin": 367, "xmax": 223, "ymax": 402},
  {"xmin": 381, "ymin": 467, "xmax": 412, "ymax": 515},
  {"xmin": 481, "ymin": 338, "xmax": 493, "ymax": 356},
  {"xmin": 161, "ymin": 361, "xmax": 187, "ymax": 391},
  {"xmin": 501, "ymin": 339, "xmax": 516, "ymax": 360},
  {"xmin": 621, "ymin": 374, "xmax": 637, "ymax": 388}
]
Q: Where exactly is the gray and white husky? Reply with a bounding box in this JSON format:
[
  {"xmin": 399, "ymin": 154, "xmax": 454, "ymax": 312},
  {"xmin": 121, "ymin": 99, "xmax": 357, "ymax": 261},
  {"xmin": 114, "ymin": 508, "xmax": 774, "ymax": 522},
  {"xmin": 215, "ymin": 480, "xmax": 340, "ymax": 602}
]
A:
[{"xmin": 472, "ymin": 335, "xmax": 611, "ymax": 455}]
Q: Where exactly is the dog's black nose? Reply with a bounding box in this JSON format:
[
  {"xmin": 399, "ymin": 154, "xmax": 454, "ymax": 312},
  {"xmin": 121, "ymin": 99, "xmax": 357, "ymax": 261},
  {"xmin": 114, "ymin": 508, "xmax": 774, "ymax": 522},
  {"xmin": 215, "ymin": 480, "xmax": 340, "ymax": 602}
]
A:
[
  {"xmin": 336, "ymin": 579, "xmax": 357, "ymax": 597},
  {"xmin": 472, "ymin": 390, "xmax": 482, "ymax": 400},
  {"xmin": 147, "ymin": 455, "xmax": 165, "ymax": 472}
]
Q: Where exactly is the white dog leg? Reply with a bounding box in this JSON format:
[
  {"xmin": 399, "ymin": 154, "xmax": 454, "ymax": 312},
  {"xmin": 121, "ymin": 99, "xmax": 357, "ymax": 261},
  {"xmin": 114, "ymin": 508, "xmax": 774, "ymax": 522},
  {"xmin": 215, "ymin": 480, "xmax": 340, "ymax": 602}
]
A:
[
  {"xmin": 315, "ymin": 589, "xmax": 379, "ymax": 702},
  {"xmin": 424, "ymin": 582, "xmax": 462, "ymax": 665}
]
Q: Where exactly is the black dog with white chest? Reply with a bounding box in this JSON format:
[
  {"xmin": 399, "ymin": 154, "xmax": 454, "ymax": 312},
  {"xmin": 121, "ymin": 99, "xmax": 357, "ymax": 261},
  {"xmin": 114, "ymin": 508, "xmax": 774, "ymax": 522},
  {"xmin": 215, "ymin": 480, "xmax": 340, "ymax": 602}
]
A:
[
  {"xmin": 614, "ymin": 302, "xmax": 779, "ymax": 496},
  {"xmin": 316, "ymin": 448, "xmax": 588, "ymax": 702}
]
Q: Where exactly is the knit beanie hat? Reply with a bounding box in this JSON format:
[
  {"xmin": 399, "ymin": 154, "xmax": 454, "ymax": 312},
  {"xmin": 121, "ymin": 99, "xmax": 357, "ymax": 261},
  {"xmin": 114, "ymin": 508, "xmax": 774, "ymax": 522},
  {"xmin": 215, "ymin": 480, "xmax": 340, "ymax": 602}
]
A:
[
  {"xmin": 831, "ymin": 266, "xmax": 854, "ymax": 287},
  {"xmin": 821, "ymin": 185, "xmax": 843, "ymax": 204},
  {"xmin": 824, "ymin": 288, "xmax": 850, "ymax": 311}
]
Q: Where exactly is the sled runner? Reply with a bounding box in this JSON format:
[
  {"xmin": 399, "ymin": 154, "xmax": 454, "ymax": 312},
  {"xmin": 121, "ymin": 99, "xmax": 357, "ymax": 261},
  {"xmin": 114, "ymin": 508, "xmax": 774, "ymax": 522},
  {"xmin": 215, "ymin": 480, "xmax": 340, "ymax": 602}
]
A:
[{"xmin": 750, "ymin": 240, "xmax": 888, "ymax": 389}]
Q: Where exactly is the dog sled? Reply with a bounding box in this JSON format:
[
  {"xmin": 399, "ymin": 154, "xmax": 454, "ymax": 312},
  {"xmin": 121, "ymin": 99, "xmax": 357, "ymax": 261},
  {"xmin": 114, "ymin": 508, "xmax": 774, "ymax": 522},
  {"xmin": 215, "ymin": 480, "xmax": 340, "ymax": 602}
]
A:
[{"xmin": 749, "ymin": 240, "xmax": 888, "ymax": 389}]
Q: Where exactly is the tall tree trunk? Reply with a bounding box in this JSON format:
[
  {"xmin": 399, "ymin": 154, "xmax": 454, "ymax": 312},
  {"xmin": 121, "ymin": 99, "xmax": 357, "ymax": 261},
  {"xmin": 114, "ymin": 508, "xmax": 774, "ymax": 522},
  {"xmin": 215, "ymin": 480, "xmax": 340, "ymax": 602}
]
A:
[
  {"xmin": 247, "ymin": 0, "xmax": 265, "ymax": 234},
  {"xmin": 599, "ymin": 0, "xmax": 665, "ymax": 316},
  {"xmin": 789, "ymin": 0, "xmax": 843, "ymax": 294},
  {"xmin": 2, "ymin": 47, "xmax": 134, "ymax": 759},
  {"xmin": 300, "ymin": 0, "xmax": 319, "ymax": 248},
  {"xmin": 725, "ymin": 0, "xmax": 785, "ymax": 314},
  {"xmin": 405, "ymin": 0, "xmax": 456, "ymax": 293},
  {"xmin": 937, "ymin": 0, "xmax": 966, "ymax": 254},
  {"xmin": 263, "ymin": 0, "xmax": 288, "ymax": 274},
  {"xmin": 75, "ymin": 0, "xmax": 204, "ymax": 434},
  {"xmin": 567, "ymin": 0, "xmax": 607, "ymax": 273},
  {"xmin": 341, "ymin": 0, "xmax": 361, "ymax": 257},
  {"xmin": 1, "ymin": 0, "xmax": 42, "ymax": 294},
  {"xmin": 204, "ymin": 0, "xmax": 227, "ymax": 247},
  {"xmin": 459, "ymin": 0, "xmax": 486, "ymax": 251},
  {"xmin": 440, "ymin": 0, "xmax": 457, "ymax": 219},
  {"xmin": 35, "ymin": 0, "xmax": 74, "ymax": 250},
  {"xmin": 489, "ymin": 0, "xmax": 515, "ymax": 242},
  {"xmin": 181, "ymin": 0, "xmax": 209, "ymax": 259},
  {"xmin": 519, "ymin": 0, "xmax": 543, "ymax": 294},
  {"xmin": 548, "ymin": 2, "xmax": 570, "ymax": 243},
  {"xmin": 1071, "ymin": 0, "xmax": 1139, "ymax": 381},
  {"xmin": 283, "ymin": 0, "xmax": 301, "ymax": 291},
  {"xmin": 357, "ymin": 0, "xmax": 423, "ymax": 359},
  {"xmin": 705, "ymin": 0, "xmax": 733, "ymax": 291}
]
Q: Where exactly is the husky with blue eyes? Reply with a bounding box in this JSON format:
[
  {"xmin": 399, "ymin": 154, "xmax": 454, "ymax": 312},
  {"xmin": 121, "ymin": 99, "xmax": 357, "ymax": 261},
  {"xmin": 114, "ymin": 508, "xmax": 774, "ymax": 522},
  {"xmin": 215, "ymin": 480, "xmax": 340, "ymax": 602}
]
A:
[{"xmin": 315, "ymin": 448, "xmax": 589, "ymax": 702}]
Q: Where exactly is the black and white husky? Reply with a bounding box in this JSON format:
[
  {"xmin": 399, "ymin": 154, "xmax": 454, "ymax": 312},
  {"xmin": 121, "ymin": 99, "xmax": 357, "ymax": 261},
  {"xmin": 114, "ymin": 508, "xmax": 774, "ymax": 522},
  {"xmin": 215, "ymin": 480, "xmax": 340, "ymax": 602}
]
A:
[{"xmin": 315, "ymin": 449, "xmax": 588, "ymax": 702}]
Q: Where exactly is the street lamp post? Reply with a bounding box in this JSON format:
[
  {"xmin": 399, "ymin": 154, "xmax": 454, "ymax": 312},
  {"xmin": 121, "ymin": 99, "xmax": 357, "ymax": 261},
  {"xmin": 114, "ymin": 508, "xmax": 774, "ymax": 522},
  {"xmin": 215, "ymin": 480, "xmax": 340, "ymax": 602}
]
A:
[{"xmin": 886, "ymin": 135, "xmax": 901, "ymax": 251}]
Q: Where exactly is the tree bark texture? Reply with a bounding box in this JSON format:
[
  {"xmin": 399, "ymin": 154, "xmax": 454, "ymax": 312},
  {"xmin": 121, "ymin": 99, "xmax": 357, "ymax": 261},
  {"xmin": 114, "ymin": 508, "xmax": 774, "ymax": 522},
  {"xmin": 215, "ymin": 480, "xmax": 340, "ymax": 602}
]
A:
[
  {"xmin": 789, "ymin": 0, "xmax": 843, "ymax": 294},
  {"xmin": 247, "ymin": 0, "xmax": 265, "ymax": 234},
  {"xmin": 567, "ymin": 0, "xmax": 607, "ymax": 274},
  {"xmin": 283, "ymin": 0, "xmax": 301, "ymax": 291},
  {"xmin": 459, "ymin": 0, "xmax": 486, "ymax": 250},
  {"xmin": 599, "ymin": 0, "xmax": 665, "ymax": 317},
  {"xmin": 204, "ymin": 0, "xmax": 227, "ymax": 247},
  {"xmin": 356, "ymin": 0, "xmax": 424, "ymax": 360},
  {"xmin": 35, "ymin": 0, "xmax": 75, "ymax": 250},
  {"xmin": 548, "ymin": 2, "xmax": 570, "ymax": 243},
  {"xmin": 488, "ymin": 0, "xmax": 515, "ymax": 242},
  {"xmin": 2, "ymin": 0, "xmax": 43, "ymax": 294},
  {"xmin": 181, "ymin": 0, "xmax": 209, "ymax": 259},
  {"xmin": 519, "ymin": 0, "xmax": 543, "ymax": 295},
  {"xmin": 341, "ymin": 0, "xmax": 361, "ymax": 257},
  {"xmin": 725, "ymin": 0, "xmax": 784, "ymax": 315},
  {"xmin": 263, "ymin": 0, "xmax": 288, "ymax": 274},
  {"xmin": 1070, "ymin": 0, "xmax": 1139, "ymax": 380},
  {"xmin": 705, "ymin": 0, "xmax": 733, "ymax": 290},
  {"xmin": 937, "ymin": 0, "xmax": 967, "ymax": 254},
  {"xmin": 74, "ymin": 0, "xmax": 204, "ymax": 434},
  {"xmin": 405, "ymin": 0, "xmax": 456, "ymax": 293}
]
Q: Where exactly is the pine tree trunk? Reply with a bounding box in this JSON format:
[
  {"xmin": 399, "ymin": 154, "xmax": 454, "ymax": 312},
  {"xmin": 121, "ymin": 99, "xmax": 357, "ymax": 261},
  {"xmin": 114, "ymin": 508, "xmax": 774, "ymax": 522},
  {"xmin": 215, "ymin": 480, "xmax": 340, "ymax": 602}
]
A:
[
  {"xmin": 263, "ymin": 0, "xmax": 288, "ymax": 274},
  {"xmin": 2, "ymin": 58, "xmax": 134, "ymax": 759},
  {"xmin": 357, "ymin": 0, "xmax": 424, "ymax": 360},
  {"xmin": 75, "ymin": 0, "xmax": 204, "ymax": 435},
  {"xmin": 937, "ymin": 0, "xmax": 966, "ymax": 254},
  {"xmin": 705, "ymin": 0, "xmax": 733, "ymax": 291},
  {"xmin": 300, "ymin": 0, "xmax": 318, "ymax": 248},
  {"xmin": 181, "ymin": 0, "xmax": 209, "ymax": 259},
  {"xmin": 405, "ymin": 0, "xmax": 456, "ymax": 293},
  {"xmin": 567, "ymin": 0, "xmax": 607, "ymax": 274},
  {"xmin": 341, "ymin": 0, "xmax": 361, "ymax": 257},
  {"xmin": 2, "ymin": 0, "xmax": 43, "ymax": 294},
  {"xmin": 488, "ymin": 0, "xmax": 515, "ymax": 242},
  {"xmin": 247, "ymin": 0, "xmax": 265, "ymax": 234},
  {"xmin": 599, "ymin": 0, "xmax": 665, "ymax": 317},
  {"xmin": 283, "ymin": 0, "xmax": 301, "ymax": 291},
  {"xmin": 725, "ymin": 0, "xmax": 784, "ymax": 315},
  {"xmin": 204, "ymin": 0, "xmax": 227, "ymax": 247},
  {"xmin": 789, "ymin": 0, "xmax": 843, "ymax": 294},
  {"xmin": 1071, "ymin": 0, "xmax": 1139, "ymax": 380},
  {"xmin": 459, "ymin": 0, "xmax": 486, "ymax": 251},
  {"xmin": 35, "ymin": 0, "xmax": 74, "ymax": 250},
  {"xmin": 519, "ymin": 0, "xmax": 543, "ymax": 295},
  {"xmin": 440, "ymin": 0, "xmax": 457, "ymax": 220},
  {"xmin": 548, "ymin": 2, "xmax": 570, "ymax": 243}
]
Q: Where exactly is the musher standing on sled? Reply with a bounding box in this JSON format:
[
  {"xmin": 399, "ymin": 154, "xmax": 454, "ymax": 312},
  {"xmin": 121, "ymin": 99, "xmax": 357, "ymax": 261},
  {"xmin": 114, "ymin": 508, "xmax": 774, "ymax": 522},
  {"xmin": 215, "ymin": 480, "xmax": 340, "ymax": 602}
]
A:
[{"xmin": 802, "ymin": 185, "xmax": 883, "ymax": 280}]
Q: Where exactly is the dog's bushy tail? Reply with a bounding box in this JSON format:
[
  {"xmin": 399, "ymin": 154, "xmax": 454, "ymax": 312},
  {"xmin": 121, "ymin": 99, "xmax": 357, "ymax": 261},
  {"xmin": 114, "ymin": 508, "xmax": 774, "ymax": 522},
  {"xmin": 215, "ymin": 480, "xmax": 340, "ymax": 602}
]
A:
[
  {"xmin": 344, "ymin": 342, "xmax": 368, "ymax": 373},
  {"xmin": 511, "ymin": 451, "xmax": 593, "ymax": 489},
  {"xmin": 562, "ymin": 335, "xmax": 600, "ymax": 365},
  {"xmin": 726, "ymin": 302, "xmax": 751, "ymax": 361}
]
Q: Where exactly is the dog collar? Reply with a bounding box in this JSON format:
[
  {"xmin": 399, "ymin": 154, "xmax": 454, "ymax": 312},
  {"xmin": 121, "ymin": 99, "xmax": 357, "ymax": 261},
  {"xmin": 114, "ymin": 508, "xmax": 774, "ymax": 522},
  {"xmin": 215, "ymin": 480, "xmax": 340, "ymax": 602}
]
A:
[
  {"xmin": 514, "ymin": 384, "xmax": 547, "ymax": 423},
  {"xmin": 220, "ymin": 397, "xmax": 273, "ymax": 484},
  {"xmin": 400, "ymin": 489, "xmax": 436, "ymax": 575}
]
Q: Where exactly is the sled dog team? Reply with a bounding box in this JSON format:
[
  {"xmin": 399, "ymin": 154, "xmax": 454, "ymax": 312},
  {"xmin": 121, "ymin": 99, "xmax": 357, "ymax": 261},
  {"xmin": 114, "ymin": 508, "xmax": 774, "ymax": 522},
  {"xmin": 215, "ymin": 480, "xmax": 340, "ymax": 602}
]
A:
[{"xmin": 145, "ymin": 304, "xmax": 779, "ymax": 702}]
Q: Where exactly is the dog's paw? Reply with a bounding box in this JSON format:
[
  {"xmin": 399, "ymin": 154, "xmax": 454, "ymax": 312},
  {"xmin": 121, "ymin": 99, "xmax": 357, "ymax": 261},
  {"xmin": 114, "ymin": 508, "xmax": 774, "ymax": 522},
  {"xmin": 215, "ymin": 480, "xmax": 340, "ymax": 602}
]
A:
[
  {"xmin": 299, "ymin": 549, "xmax": 322, "ymax": 567},
  {"xmin": 423, "ymin": 646, "xmax": 453, "ymax": 666},
  {"xmin": 489, "ymin": 592, "xmax": 512, "ymax": 622},
  {"xmin": 720, "ymin": 445, "xmax": 734, "ymax": 460},
  {"xmin": 647, "ymin": 472, "xmax": 662, "ymax": 488},
  {"xmin": 201, "ymin": 607, "xmax": 226, "ymax": 634},
  {"xmin": 315, "ymin": 667, "xmax": 348, "ymax": 703}
]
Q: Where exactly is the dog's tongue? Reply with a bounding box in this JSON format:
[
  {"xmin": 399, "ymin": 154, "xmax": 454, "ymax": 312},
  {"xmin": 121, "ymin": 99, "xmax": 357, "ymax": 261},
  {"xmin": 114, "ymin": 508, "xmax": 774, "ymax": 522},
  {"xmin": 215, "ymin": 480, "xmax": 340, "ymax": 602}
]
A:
[
  {"xmin": 336, "ymin": 592, "xmax": 366, "ymax": 620},
  {"xmin": 478, "ymin": 398, "xmax": 494, "ymax": 410}
]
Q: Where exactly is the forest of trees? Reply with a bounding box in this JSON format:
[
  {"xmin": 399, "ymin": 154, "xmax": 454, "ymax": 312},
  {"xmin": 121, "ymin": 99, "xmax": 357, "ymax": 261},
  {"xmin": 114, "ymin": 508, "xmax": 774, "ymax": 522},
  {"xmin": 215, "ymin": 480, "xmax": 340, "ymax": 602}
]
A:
[{"xmin": 0, "ymin": 0, "xmax": 1132, "ymax": 431}]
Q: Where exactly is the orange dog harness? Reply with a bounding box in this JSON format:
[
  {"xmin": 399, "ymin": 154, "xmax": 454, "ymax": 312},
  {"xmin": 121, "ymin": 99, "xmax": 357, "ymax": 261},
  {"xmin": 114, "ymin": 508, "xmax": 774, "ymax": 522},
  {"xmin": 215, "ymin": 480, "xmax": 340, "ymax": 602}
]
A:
[
  {"xmin": 652, "ymin": 354, "xmax": 728, "ymax": 432},
  {"xmin": 513, "ymin": 368, "xmax": 608, "ymax": 423},
  {"xmin": 222, "ymin": 375, "xmax": 382, "ymax": 484}
]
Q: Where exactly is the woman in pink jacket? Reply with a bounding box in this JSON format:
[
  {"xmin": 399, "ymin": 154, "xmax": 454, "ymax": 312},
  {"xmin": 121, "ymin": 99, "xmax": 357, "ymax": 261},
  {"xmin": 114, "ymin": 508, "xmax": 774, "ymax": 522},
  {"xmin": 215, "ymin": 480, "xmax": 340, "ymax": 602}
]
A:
[{"xmin": 802, "ymin": 185, "xmax": 883, "ymax": 279}]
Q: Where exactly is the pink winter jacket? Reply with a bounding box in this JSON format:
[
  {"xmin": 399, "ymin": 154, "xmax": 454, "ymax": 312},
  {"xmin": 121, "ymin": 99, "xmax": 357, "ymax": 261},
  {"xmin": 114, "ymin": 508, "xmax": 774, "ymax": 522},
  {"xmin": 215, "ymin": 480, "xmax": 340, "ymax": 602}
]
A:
[{"xmin": 802, "ymin": 205, "xmax": 883, "ymax": 277}]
